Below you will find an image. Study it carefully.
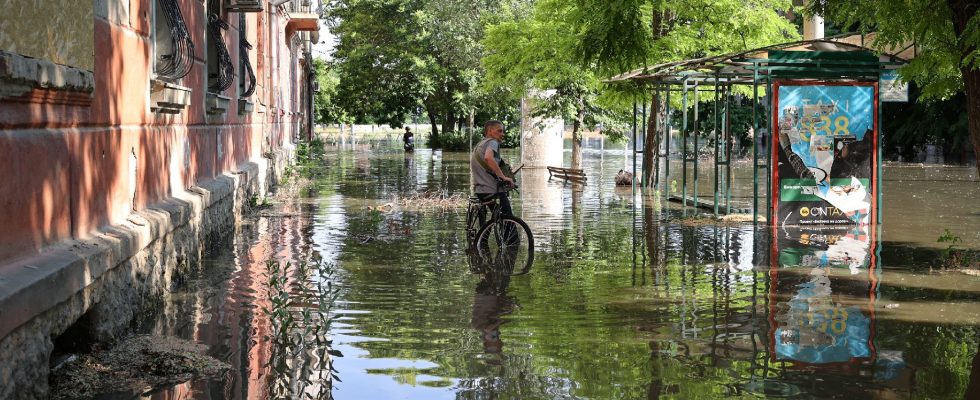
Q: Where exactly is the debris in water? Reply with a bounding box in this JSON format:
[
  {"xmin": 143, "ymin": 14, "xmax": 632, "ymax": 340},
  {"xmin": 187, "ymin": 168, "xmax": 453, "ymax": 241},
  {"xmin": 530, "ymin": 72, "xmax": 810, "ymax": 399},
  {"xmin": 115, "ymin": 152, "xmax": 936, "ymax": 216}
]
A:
[
  {"xmin": 395, "ymin": 191, "xmax": 468, "ymax": 210},
  {"xmin": 49, "ymin": 335, "xmax": 230, "ymax": 400}
]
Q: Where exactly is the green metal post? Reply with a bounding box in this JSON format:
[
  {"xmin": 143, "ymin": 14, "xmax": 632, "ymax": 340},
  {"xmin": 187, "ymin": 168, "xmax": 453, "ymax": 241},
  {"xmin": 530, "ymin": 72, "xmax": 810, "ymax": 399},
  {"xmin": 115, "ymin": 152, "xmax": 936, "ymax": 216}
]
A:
[
  {"xmin": 752, "ymin": 66, "xmax": 759, "ymax": 224},
  {"xmin": 654, "ymin": 84, "xmax": 662, "ymax": 188},
  {"xmin": 632, "ymin": 96, "xmax": 637, "ymax": 198},
  {"xmin": 725, "ymin": 84, "xmax": 733, "ymax": 215},
  {"xmin": 693, "ymin": 80, "xmax": 700, "ymax": 210},
  {"xmin": 713, "ymin": 73, "xmax": 721, "ymax": 216},
  {"xmin": 682, "ymin": 79, "xmax": 689, "ymax": 208},
  {"xmin": 641, "ymin": 89, "xmax": 648, "ymax": 189},
  {"xmin": 665, "ymin": 84, "xmax": 672, "ymax": 180},
  {"xmin": 877, "ymin": 78, "xmax": 883, "ymax": 225},
  {"xmin": 766, "ymin": 77, "xmax": 773, "ymax": 223}
]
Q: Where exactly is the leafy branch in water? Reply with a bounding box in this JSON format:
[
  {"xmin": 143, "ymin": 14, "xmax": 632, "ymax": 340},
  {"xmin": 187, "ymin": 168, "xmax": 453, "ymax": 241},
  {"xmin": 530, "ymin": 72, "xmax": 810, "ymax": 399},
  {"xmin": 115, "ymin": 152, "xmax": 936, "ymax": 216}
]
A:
[
  {"xmin": 296, "ymin": 136, "xmax": 327, "ymax": 165},
  {"xmin": 262, "ymin": 256, "xmax": 342, "ymax": 399},
  {"xmin": 936, "ymin": 229, "xmax": 977, "ymax": 269}
]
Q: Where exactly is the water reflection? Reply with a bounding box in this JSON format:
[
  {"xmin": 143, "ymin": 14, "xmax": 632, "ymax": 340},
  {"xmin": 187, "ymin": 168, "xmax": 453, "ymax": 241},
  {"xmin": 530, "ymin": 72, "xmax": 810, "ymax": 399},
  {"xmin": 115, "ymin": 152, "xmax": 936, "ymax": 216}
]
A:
[
  {"xmin": 770, "ymin": 225, "xmax": 879, "ymax": 366},
  {"xmin": 469, "ymin": 258, "xmax": 517, "ymax": 356},
  {"xmin": 121, "ymin": 140, "xmax": 977, "ymax": 399}
]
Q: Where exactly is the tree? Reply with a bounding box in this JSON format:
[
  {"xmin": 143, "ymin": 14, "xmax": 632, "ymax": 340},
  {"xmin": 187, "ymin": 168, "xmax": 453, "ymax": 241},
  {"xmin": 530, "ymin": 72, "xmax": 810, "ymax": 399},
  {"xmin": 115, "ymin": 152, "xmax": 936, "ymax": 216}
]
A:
[
  {"xmin": 573, "ymin": 0, "xmax": 798, "ymax": 185},
  {"xmin": 326, "ymin": 0, "xmax": 498, "ymax": 147},
  {"xmin": 482, "ymin": 0, "xmax": 607, "ymax": 170},
  {"xmin": 312, "ymin": 58, "xmax": 349, "ymax": 126},
  {"xmin": 326, "ymin": 0, "xmax": 428, "ymax": 127},
  {"xmin": 808, "ymin": 0, "xmax": 980, "ymax": 176}
]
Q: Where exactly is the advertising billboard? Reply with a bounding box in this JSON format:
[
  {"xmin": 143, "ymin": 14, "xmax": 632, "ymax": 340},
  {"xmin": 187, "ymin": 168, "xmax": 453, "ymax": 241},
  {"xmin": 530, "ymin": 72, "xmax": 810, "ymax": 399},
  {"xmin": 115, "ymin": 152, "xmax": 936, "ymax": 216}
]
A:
[{"xmin": 772, "ymin": 82, "xmax": 878, "ymax": 226}]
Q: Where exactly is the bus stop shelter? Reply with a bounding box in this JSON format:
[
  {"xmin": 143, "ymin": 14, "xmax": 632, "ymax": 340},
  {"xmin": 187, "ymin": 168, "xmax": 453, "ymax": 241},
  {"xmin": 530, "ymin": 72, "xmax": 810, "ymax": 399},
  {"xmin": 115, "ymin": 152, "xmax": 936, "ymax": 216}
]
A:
[{"xmin": 607, "ymin": 35, "xmax": 912, "ymax": 225}]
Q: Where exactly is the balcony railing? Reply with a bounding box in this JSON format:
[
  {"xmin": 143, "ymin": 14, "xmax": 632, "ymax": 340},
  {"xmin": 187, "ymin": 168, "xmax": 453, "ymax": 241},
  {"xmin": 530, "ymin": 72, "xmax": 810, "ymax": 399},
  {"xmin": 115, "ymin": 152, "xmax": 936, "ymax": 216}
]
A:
[{"xmin": 284, "ymin": 0, "xmax": 312, "ymax": 14}]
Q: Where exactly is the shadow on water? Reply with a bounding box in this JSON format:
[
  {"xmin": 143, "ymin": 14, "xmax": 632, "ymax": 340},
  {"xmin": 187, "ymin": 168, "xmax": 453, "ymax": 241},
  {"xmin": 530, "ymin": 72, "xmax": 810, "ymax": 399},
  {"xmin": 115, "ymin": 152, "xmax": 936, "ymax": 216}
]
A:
[{"xmin": 109, "ymin": 138, "xmax": 978, "ymax": 399}]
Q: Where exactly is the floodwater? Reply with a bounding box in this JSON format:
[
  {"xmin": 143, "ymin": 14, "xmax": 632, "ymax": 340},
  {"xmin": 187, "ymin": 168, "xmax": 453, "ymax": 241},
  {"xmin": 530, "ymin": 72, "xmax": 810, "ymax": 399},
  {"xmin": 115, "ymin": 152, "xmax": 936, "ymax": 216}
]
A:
[{"xmin": 127, "ymin": 140, "xmax": 979, "ymax": 399}]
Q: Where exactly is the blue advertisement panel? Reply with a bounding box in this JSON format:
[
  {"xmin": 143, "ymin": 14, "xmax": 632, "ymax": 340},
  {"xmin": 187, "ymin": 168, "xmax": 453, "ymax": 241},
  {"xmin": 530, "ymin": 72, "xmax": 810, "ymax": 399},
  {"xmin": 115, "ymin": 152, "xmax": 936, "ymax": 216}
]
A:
[
  {"xmin": 773, "ymin": 82, "xmax": 878, "ymax": 226},
  {"xmin": 769, "ymin": 225, "xmax": 879, "ymax": 367}
]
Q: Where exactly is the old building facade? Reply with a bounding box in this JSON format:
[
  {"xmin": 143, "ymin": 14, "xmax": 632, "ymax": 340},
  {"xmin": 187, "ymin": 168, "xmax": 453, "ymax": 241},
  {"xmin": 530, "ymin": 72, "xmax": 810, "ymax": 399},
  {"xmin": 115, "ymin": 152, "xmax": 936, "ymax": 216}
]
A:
[{"xmin": 0, "ymin": 0, "xmax": 318, "ymax": 396}]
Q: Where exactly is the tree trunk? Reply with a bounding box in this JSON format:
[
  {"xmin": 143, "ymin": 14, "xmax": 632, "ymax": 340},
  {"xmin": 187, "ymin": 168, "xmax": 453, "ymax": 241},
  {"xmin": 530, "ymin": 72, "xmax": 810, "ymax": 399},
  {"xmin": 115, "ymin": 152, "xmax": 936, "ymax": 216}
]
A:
[
  {"xmin": 948, "ymin": 0, "xmax": 980, "ymax": 178},
  {"xmin": 571, "ymin": 95, "xmax": 585, "ymax": 170},
  {"xmin": 962, "ymin": 67, "xmax": 980, "ymax": 178},
  {"xmin": 426, "ymin": 107, "xmax": 439, "ymax": 146},
  {"xmin": 642, "ymin": 95, "xmax": 662, "ymax": 187},
  {"xmin": 443, "ymin": 111, "xmax": 457, "ymax": 136}
]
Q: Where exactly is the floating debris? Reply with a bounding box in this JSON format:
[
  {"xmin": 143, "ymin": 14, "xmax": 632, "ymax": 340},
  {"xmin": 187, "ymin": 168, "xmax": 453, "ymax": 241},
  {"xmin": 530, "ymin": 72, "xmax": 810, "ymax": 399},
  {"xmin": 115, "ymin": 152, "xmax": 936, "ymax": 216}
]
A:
[
  {"xmin": 49, "ymin": 335, "xmax": 230, "ymax": 400},
  {"xmin": 395, "ymin": 192, "xmax": 468, "ymax": 210}
]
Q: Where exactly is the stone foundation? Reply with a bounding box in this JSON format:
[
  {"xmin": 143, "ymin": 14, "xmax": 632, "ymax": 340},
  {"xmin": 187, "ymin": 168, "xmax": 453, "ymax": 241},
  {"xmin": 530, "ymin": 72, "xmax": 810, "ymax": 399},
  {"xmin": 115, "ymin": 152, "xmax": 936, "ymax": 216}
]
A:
[{"xmin": 0, "ymin": 150, "xmax": 290, "ymax": 399}]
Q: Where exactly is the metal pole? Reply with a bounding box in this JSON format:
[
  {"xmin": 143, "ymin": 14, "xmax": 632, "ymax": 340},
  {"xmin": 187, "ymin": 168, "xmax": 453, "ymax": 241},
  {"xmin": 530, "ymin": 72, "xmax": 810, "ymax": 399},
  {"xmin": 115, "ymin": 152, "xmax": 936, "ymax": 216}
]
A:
[
  {"xmin": 693, "ymin": 80, "xmax": 700, "ymax": 209},
  {"xmin": 641, "ymin": 89, "xmax": 648, "ymax": 188},
  {"xmin": 752, "ymin": 65, "xmax": 759, "ymax": 224},
  {"xmin": 766, "ymin": 77, "xmax": 773, "ymax": 223},
  {"xmin": 725, "ymin": 85, "xmax": 733, "ymax": 215},
  {"xmin": 682, "ymin": 79, "xmax": 689, "ymax": 208},
  {"xmin": 876, "ymin": 82, "xmax": 882, "ymax": 225},
  {"xmin": 632, "ymin": 96, "xmax": 638, "ymax": 196},
  {"xmin": 665, "ymin": 84, "xmax": 672, "ymax": 181},
  {"xmin": 654, "ymin": 84, "xmax": 662, "ymax": 188},
  {"xmin": 714, "ymin": 74, "xmax": 721, "ymax": 216}
]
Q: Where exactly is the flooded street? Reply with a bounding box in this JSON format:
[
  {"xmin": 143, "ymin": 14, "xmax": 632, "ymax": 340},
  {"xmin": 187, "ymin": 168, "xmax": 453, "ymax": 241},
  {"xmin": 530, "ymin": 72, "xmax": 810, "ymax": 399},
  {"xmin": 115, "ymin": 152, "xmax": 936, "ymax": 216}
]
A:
[{"xmin": 136, "ymin": 141, "xmax": 979, "ymax": 399}]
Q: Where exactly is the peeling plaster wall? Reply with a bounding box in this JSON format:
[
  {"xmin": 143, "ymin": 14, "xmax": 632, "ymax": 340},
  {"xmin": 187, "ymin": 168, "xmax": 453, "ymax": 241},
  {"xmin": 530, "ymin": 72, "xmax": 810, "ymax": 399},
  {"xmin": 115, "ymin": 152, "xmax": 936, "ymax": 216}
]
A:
[{"xmin": 0, "ymin": 0, "xmax": 95, "ymax": 71}]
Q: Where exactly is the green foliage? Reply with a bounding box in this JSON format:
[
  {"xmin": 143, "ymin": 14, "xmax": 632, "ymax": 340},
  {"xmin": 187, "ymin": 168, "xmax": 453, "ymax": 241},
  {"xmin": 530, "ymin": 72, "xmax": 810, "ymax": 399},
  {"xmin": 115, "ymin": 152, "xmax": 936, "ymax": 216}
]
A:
[
  {"xmin": 937, "ymin": 229, "xmax": 977, "ymax": 269},
  {"xmin": 882, "ymin": 86, "xmax": 971, "ymax": 161},
  {"xmin": 575, "ymin": 0, "xmax": 798, "ymax": 74},
  {"xmin": 312, "ymin": 58, "xmax": 348, "ymax": 125},
  {"xmin": 327, "ymin": 0, "xmax": 504, "ymax": 138},
  {"xmin": 296, "ymin": 136, "xmax": 326, "ymax": 165},
  {"xmin": 808, "ymin": 1, "xmax": 975, "ymax": 101},
  {"xmin": 435, "ymin": 129, "xmax": 483, "ymax": 151},
  {"xmin": 671, "ymin": 95, "xmax": 763, "ymax": 153}
]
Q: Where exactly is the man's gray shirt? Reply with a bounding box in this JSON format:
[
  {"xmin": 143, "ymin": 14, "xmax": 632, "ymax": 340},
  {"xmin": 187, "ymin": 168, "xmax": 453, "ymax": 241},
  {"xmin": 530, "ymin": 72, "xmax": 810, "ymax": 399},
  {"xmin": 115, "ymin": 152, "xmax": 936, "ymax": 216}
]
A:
[{"xmin": 470, "ymin": 137, "xmax": 502, "ymax": 193}]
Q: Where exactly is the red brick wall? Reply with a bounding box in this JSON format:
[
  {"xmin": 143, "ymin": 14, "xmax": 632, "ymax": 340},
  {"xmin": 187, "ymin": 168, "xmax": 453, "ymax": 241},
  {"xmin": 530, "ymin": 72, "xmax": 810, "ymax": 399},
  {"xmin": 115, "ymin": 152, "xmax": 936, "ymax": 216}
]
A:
[{"xmin": 0, "ymin": 1, "xmax": 312, "ymax": 265}]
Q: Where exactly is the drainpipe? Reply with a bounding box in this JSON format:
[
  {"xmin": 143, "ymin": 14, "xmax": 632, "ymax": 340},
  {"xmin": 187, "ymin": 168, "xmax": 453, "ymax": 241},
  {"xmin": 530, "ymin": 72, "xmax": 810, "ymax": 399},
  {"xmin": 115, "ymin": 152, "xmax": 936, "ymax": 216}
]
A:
[{"xmin": 803, "ymin": 0, "xmax": 824, "ymax": 40}]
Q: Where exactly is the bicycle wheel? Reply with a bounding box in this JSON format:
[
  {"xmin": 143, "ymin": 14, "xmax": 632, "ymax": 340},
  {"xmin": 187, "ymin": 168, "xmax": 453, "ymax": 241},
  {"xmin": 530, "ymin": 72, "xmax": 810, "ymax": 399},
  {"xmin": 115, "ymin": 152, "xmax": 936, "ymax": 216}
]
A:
[{"xmin": 474, "ymin": 215, "xmax": 534, "ymax": 275}]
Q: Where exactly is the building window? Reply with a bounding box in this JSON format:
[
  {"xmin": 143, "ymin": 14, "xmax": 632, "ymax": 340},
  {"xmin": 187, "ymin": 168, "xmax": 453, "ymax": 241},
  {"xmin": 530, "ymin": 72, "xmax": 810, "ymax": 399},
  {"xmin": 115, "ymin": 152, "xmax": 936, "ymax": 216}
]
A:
[
  {"xmin": 153, "ymin": 0, "xmax": 194, "ymax": 80},
  {"xmin": 239, "ymin": 13, "xmax": 257, "ymax": 97},
  {"xmin": 206, "ymin": 0, "xmax": 235, "ymax": 93}
]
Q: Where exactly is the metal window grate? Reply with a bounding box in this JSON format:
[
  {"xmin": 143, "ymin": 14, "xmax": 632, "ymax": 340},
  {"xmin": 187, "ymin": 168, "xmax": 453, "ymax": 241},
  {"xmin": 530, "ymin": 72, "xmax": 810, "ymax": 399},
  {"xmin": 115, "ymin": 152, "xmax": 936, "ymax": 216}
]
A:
[
  {"xmin": 239, "ymin": 13, "xmax": 257, "ymax": 97},
  {"xmin": 155, "ymin": 0, "xmax": 194, "ymax": 80},
  {"xmin": 207, "ymin": 12, "xmax": 236, "ymax": 92}
]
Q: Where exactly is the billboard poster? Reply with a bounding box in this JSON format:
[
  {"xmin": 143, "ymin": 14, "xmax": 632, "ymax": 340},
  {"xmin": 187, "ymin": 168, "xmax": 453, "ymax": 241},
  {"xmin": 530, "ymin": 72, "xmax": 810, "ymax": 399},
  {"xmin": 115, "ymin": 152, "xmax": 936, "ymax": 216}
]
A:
[
  {"xmin": 769, "ymin": 225, "xmax": 879, "ymax": 366},
  {"xmin": 772, "ymin": 82, "xmax": 878, "ymax": 226}
]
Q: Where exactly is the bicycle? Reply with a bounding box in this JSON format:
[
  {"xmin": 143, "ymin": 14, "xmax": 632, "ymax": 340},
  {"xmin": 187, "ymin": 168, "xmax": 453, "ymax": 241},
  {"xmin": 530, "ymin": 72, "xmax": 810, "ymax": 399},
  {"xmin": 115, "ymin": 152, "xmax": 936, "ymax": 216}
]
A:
[{"xmin": 465, "ymin": 184, "xmax": 534, "ymax": 275}]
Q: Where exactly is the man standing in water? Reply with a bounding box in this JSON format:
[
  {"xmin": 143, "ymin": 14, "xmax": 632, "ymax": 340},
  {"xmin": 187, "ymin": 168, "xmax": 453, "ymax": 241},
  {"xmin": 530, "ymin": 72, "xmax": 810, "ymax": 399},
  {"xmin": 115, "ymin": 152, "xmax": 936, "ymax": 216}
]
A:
[
  {"xmin": 471, "ymin": 120, "xmax": 515, "ymax": 215},
  {"xmin": 402, "ymin": 126, "xmax": 414, "ymax": 151}
]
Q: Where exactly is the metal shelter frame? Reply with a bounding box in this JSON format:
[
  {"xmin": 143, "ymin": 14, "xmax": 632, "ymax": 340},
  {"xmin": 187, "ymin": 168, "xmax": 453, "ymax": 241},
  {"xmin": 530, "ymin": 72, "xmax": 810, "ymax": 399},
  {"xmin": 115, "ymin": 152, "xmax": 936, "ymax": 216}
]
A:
[{"xmin": 608, "ymin": 36, "xmax": 909, "ymax": 224}]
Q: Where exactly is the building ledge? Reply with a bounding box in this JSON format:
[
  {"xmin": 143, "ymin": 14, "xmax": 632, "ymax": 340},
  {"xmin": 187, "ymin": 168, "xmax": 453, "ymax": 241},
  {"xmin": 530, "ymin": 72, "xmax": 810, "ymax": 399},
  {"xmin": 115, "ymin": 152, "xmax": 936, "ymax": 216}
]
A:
[
  {"xmin": 0, "ymin": 50, "xmax": 94, "ymax": 104},
  {"xmin": 150, "ymin": 80, "xmax": 192, "ymax": 114},
  {"xmin": 238, "ymin": 98, "xmax": 254, "ymax": 115},
  {"xmin": 206, "ymin": 92, "xmax": 231, "ymax": 115},
  {"xmin": 285, "ymin": 12, "xmax": 319, "ymax": 42}
]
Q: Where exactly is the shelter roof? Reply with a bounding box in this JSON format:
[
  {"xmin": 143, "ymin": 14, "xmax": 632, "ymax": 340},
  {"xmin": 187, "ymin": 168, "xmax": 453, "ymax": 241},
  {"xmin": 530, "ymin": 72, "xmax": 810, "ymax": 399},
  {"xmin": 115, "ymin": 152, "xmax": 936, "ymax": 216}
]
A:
[{"xmin": 606, "ymin": 33, "xmax": 912, "ymax": 85}]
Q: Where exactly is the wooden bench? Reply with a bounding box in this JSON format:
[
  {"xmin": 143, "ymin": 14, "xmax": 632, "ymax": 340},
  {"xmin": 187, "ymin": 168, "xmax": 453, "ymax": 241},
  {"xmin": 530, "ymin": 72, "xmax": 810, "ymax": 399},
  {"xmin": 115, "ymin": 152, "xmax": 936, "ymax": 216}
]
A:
[{"xmin": 547, "ymin": 166, "xmax": 587, "ymax": 183}]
